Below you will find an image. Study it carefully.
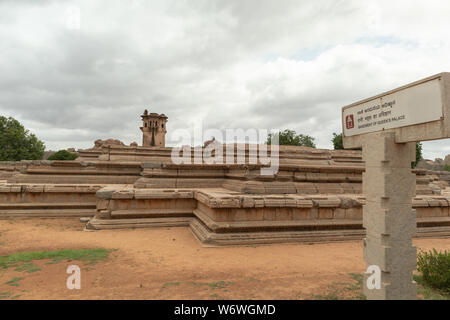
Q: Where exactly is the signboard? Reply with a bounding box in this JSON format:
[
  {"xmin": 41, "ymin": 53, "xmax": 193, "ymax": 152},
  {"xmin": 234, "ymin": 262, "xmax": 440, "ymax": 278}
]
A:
[{"xmin": 342, "ymin": 73, "xmax": 450, "ymax": 148}]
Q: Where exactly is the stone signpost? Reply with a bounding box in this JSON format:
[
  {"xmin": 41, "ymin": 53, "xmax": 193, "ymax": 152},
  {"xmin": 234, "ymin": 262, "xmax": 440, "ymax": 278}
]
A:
[{"xmin": 342, "ymin": 72, "xmax": 450, "ymax": 300}]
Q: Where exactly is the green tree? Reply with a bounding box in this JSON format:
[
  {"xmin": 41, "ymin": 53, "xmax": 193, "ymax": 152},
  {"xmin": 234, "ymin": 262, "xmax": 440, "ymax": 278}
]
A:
[
  {"xmin": 266, "ymin": 129, "xmax": 316, "ymax": 148},
  {"xmin": 0, "ymin": 116, "xmax": 45, "ymax": 161},
  {"xmin": 331, "ymin": 132, "xmax": 344, "ymax": 150},
  {"xmin": 47, "ymin": 150, "xmax": 78, "ymax": 161},
  {"xmin": 412, "ymin": 142, "xmax": 423, "ymax": 168},
  {"xmin": 333, "ymin": 130, "xmax": 423, "ymax": 167}
]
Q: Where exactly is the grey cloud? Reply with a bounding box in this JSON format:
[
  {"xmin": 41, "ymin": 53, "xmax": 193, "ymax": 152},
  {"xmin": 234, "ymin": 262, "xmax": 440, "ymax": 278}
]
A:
[{"xmin": 0, "ymin": 0, "xmax": 450, "ymax": 159}]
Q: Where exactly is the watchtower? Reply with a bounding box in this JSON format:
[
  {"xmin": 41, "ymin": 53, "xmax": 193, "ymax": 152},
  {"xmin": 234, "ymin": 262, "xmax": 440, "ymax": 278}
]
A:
[{"xmin": 140, "ymin": 110, "xmax": 168, "ymax": 147}]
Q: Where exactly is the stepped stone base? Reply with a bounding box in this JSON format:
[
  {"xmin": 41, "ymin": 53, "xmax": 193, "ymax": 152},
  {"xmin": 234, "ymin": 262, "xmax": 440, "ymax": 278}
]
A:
[
  {"xmin": 86, "ymin": 214, "xmax": 450, "ymax": 246},
  {"xmin": 85, "ymin": 186, "xmax": 450, "ymax": 246},
  {"xmin": 86, "ymin": 216, "xmax": 193, "ymax": 230},
  {"xmin": 189, "ymin": 218, "xmax": 366, "ymax": 246},
  {"xmin": 0, "ymin": 183, "xmax": 102, "ymax": 219}
]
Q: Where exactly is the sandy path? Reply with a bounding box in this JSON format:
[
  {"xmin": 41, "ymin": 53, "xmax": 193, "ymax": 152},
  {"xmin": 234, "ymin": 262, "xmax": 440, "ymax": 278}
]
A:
[{"xmin": 0, "ymin": 218, "xmax": 449, "ymax": 300}]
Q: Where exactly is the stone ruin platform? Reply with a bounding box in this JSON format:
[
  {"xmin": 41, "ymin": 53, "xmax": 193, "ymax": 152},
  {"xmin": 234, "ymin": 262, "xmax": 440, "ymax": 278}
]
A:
[
  {"xmin": 86, "ymin": 186, "xmax": 450, "ymax": 246},
  {"xmin": 1, "ymin": 145, "xmax": 450, "ymax": 246}
]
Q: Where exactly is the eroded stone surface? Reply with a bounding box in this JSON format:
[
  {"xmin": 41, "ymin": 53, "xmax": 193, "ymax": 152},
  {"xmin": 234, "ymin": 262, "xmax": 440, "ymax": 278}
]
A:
[{"xmin": 362, "ymin": 132, "xmax": 417, "ymax": 300}]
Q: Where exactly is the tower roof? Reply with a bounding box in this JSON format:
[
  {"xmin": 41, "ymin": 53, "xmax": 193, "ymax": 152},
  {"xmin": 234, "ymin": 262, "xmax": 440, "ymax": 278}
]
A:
[{"xmin": 141, "ymin": 110, "xmax": 168, "ymax": 120}]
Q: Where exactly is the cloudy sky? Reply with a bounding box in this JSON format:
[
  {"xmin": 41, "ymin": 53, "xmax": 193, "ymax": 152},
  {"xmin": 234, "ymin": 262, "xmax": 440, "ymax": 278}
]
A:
[{"xmin": 1, "ymin": 0, "xmax": 450, "ymax": 159}]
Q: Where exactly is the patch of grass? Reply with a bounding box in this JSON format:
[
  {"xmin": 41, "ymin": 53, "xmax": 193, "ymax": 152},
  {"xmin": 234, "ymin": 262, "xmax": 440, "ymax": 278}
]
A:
[
  {"xmin": 162, "ymin": 282, "xmax": 180, "ymax": 289},
  {"xmin": 349, "ymin": 273, "xmax": 363, "ymax": 284},
  {"xmin": 345, "ymin": 273, "xmax": 364, "ymax": 294},
  {"xmin": 14, "ymin": 262, "xmax": 41, "ymax": 273},
  {"xmin": 249, "ymin": 277, "xmax": 262, "ymax": 282},
  {"xmin": 414, "ymin": 275, "xmax": 450, "ymax": 300},
  {"xmin": 0, "ymin": 292, "xmax": 11, "ymax": 299},
  {"xmin": 5, "ymin": 277, "xmax": 23, "ymax": 287},
  {"xmin": 314, "ymin": 293, "xmax": 339, "ymax": 300},
  {"xmin": 312, "ymin": 273, "xmax": 366, "ymax": 300},
  {"xmin": 206, "ymin": 281, "xmax": 232, "ymax": 290},
  {"xmin": 189, "ymin": 281, "xmax": 203, "ymax": 288},
  {"xmin": 0, "ymin": 248, "xmax": 112, "ymax": 270}
]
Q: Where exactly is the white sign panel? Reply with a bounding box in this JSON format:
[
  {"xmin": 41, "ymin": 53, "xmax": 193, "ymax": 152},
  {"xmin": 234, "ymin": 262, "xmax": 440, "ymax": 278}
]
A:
[{"xmin": 343, "ymin": 78, "xmax": 443, "ymax": 137}]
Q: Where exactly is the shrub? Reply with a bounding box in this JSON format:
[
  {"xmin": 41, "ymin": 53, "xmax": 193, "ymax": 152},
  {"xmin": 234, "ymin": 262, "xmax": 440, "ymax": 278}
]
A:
[
  {"xmin": 266, "ymin": 129, "xmax": 316, "ymax": 148},
  {"xmin": 417, "ymin": 249, "xmax": 450, "ymax": 293},
  {"xmin": 47, "ymin": 150, "xmax": 78, "ymax": 161}
]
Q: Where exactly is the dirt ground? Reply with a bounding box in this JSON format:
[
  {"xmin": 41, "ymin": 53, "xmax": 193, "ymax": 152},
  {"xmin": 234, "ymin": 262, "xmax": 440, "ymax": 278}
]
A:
[{"xmin": 0, "ymin": 218, "xmax": 449, "ymax": 300}]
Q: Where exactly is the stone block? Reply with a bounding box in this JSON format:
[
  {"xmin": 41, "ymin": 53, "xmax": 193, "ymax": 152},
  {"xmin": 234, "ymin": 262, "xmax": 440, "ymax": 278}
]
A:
[
  {"xmin": 194, "ymin": 191, "xmax": 212, "ymax": 205},
  {"xmin": 295, "ymin": 182, "xmax": 318, "ymax": 194},
  {"xmin": 97, "ymin": 209, "xmax": 111, "ymax": 219},
  {"xmin": 362, "ymin": 132, "xmax": 416, "ymax": 167},
  {"xmin": 97, "ymin": 199, "xmax": 110, "ymax": 210},
  {"xmin": 306, "ymin": 172, "xmax": 327, "ymax": 182},
  {"xmin": 345, "ymin": 207, "xmax": 362, "ymax": 219},
  {"xmin": 315, "ymin": 183, "xmax": 344, "ymax": 194},
  {"xmin": 326, "ymin": 173, "xmax": 348, "ymax": 182},
  {"xmin": 292, "ymin": 209, "xmax": 310, "ymax": 220},
  {"xmin": 0, "ymin": 185, "xmax": 11, "ymax": 192},
  {"xmin": 143, "ymin": 162, "xmax": 164, "ymax": 168},
  {"xmin": 44, "ymin": 185, "xmax": 76, "ymax": 193},
  {"xmin": 318, "ymin": 208, "xmax": 334, "ymax": 219},
  {"xmin": 276, "ymin": 171, "xmax": 294, "ymax": 181},
  {"xmin": 284, "ymin": 197, "xmax": 297, "ymax": 207},
  {"xmin": 334, "ymin": 208, "xmax": 346, "ymax": 219},
  {"xmin": 264, "ymin": 197, "xmax": 286, "ymax": 207},
  {"xmin": 312, "ymin": 197, "xmax": 341, "ymax": 208},
  {"xmin": 363, "ymin": 236, "xmax": 417, "ymax": 273},
  {"xmin": 347, "ymin": 173, "xmax": 363, "ymax": 182},
  {"xmin": 147, "ymin": 179, "xmax": 177, "ymax": 188},
  {"xmin": 363, "ymin": 203, "xmax": 416, "ymax": 240},
  {"xmin": 275, "ymin": 208, "xmax": 293, "ymax": 221},
  {"xmin": 340, "ymin": 197, "xmax": 354, "ymax": 209},
  {"xmin": 308, "ymin": 208, "xmax": 319, "ymax": 219},
  {"xmin": 412, "ymin": 198, "xmax": 429, "ymax": 207},
  {"xmin": 142, "ymin": 168, "xmax": 176, "ymax": 178},
  {"xmin": 263, "ymin": 208, "xmax": 277, "ymax": 221},
  {"xmin": 241, "ymin": 197, "xmax": 255, "ymax": 208},
  {"xmin": 294, "ymin": 172, "xmax": 307, "ymax": 181},
  {"xmin": 295, "ymin": 198, "xmax": 313, "ymax": 208},
  {"xmin": 427, "ymin": 199, "xmax": 442, "ymax": 207},
  {"xmin": 264, "ymin": 182, "xmax": 297, "ymax": 194},
  {"xmin": 210, "ymin": 197, "xmax": 240, "ymax": 208},
  {"xmin": 25, "ymin": 185, "xmax": 44, "ymax": 193},
  {"xmin": 254, "ymin": 198, "xmax": 265, "ymax": 208},
  {"xmin": 363, "ymin": 170, "xmax": 416, "ymax": 202},
  {"xmin": 9, "ymin": 185, "xmax": 21, "ymax": 193},
  {"xmin": 96, "ymin": 188, "xmax": 114, "ymax": 199},
  {"xmin": 341, "ymin": 183, "xmax": 356, "ymax": 194},
  {"xmin": 112, "ymin": 189, "xmax": 135, "ymax": 199}
]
